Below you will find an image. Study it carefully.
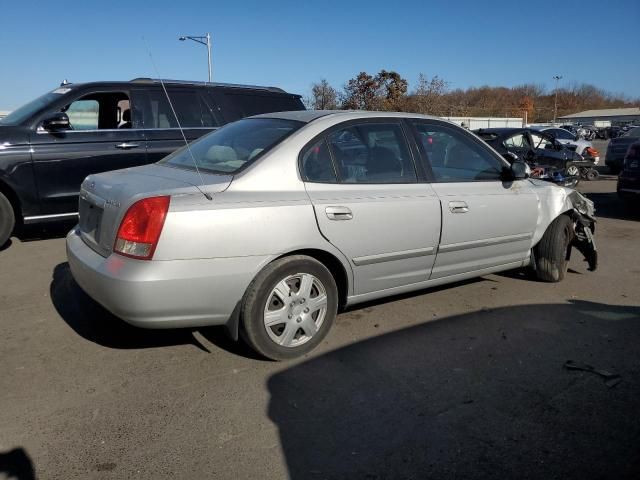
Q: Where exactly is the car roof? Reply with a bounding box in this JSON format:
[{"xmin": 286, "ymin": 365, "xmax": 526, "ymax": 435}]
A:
[
  {"xmin": 52, "ymin": 78, "xmax": 297, "ymax": 95},
  {"xmin": 251, "ymin": 110, "xmax": 444, "ymax": 124}
]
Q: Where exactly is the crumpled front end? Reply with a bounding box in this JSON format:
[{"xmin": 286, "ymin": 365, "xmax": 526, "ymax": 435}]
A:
[{"xmin": 566, "ymin": 191, "xmax": 597, "ymax": 272}]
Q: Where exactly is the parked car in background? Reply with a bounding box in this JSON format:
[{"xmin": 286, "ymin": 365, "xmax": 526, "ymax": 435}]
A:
[
  {"xmin": 606, "ymin": 126, "xmax": 640, "ymax": 174},
  {"xmin": 536, "ymin": 127, "xmax": 600, "ymax": 164},
  {"xmin": 617, "ymin": 141, "xmax": 640, "ymax": 203},
  {"xmin": 473, "ymin": 128, "xmax": 591, "ymax": 187},
  {"xmin": 67, "ymin": 111, "xmax": 598, "ymax": 360},
  {"xmin": 0, "ymin": 78, "xmax": 305, "ymax": 246}
]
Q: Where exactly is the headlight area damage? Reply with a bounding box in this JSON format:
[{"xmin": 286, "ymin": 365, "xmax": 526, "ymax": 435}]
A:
[{"xmin": 567, "ymin": 191, "xmax": 598, "ymax": 272}]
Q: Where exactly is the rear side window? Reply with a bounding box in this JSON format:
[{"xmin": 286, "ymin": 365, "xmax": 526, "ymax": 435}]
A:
[
  {"xmin": 143, "ymin": 89, "xmax": 221, "ymax": 128},
  {"xmin": 301, "ymin": 139, "xmax": 337, "ymax": 183},
  {"xmin": 327, "ymin": 123, "xmax": 417, "ymax": 184},
  {"xmin": 227, "ymin": 93, "xmax": 304, "ymax": 117}
]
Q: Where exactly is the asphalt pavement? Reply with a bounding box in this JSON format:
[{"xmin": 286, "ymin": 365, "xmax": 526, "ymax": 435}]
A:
[{"xmin": 0, "ymin": 177, "xmax": 639, "ymax": 479}]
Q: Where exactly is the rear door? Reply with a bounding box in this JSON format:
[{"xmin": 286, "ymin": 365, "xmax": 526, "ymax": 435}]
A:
[
  {"xmin": 410, "ymin": 120, "xmax": 539, "ymax": 279},
  {"xmin": 137, "ymin": 87, "xmax": 220, "ymax": 164},
  {"xmin": 30, "ymin": 87, "xmax": 146, "ymax": 215},
  {"xmin": 302, "ymin": 119, "xmax": 442, "ymax": 295}
]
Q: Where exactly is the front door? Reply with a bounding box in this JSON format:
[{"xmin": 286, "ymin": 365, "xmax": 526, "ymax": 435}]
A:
[
  {"xmin": 410, "ymin": 120, "xmax": 539, "ymax": 279},
  {"xmin": 30, "ymin": 88, "xmax": 146, "ymax": 215},
  {"xmin": 301, "ymin": 120, "xmax": 442, "ymax": 295}
]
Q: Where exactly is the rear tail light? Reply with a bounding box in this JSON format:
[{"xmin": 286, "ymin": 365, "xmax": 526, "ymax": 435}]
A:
[{"xmin": 114, "ymin": 196, "xmax": 170, "ymax": 260}]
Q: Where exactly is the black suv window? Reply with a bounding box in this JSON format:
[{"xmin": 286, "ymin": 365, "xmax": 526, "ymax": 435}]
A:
[
  {"xmin": 61, "ymin": 91, "xmax": 131, "ymax": 130},
  {"xmin": 412, "ymin": 121, "xmax": 505, "ymax": 182},
  {"xmin": 327, "ymin": 123, "xmax": 417, "ymax": 184},
  {"xmin": 226, "ymin": 93, "xmax": 303, "ymax": 117}
]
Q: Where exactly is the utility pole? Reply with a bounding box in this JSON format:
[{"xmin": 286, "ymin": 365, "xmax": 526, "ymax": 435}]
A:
[
  {"xmin": 553, "ymin": 75, "xmax": 562, "ymax": 124},
  {"xmin": 179, "ymin": 33, "xmax": 213, "ymax": 82}
]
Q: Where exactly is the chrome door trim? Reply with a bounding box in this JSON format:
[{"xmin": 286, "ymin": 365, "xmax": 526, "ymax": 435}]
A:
[
  {"xmin": 352, "ymin": 246, "xmax": 435, "ymax": 266},
  {"xmin": 24, "ymin": 212, "xmax": 78, "ymax": 223},
  {"xmin": 438, "ymin": 232, "xmax": 532, "ymax": 254}
]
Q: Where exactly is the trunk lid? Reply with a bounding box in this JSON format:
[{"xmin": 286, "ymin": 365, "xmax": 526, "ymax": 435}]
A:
[{"xmin": 78, "ymin": 164, "xmax": 232, "ymax": 257}]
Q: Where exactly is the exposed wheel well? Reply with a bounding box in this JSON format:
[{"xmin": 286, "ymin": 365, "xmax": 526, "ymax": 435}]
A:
[
  {"xmin": 0, "ymin": 179, "xmax": 22, "ymax": 227},
  {"xmin": 276, "ymin": 249, "xmax": 350, "ymax": 310}
]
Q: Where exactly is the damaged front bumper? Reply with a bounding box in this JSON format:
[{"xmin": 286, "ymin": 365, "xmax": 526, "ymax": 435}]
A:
[{"xmin": 567, "ymin": 191, "xmax": 598, "ymax": 272}]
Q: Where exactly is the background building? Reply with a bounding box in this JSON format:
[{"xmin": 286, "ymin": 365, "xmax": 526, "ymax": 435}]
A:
[{"xmin": 558, "ymin": 107, "xmax": 640, "ymax": 125}]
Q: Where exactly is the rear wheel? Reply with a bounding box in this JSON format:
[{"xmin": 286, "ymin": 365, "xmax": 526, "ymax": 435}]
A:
[
  {"xmin": 534, "ymin": 215, "xmax": 574, "ymax": 282},
  {"xmin": 565, "ymin": 164, "xmax": 580, "ymax": 177},
  {"xmin": 585, "ymin": 169, "xmax": 599, "ymax": 181},
  {"xmin": 0, "ymin": 192, "xmax": 15, "ymax": 248},
  {"xmin": 240, "ymin": 255, "xmax": 338, "ymax": 360}
]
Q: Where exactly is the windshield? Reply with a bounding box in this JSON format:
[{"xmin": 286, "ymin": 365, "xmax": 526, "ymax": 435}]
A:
[
  {"xmin": 160, "ymin": 118, "xmax": 303, "ymax": 174},
  {"xmin": 0, "ymin": 90, "xmax": 68, "ymax": 126}
]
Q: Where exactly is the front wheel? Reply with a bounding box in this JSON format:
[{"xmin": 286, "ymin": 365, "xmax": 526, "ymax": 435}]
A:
[
  {"xmin": 240, "ymin": 255, "xmax": 338, "ymax": 361},
  {"xmin": 534, "ymin": 215, "xmax": 574, "ymax": 282},
  {"xmin": 0, "ymin": 192, "xmax": 15, "ymax": 248}
]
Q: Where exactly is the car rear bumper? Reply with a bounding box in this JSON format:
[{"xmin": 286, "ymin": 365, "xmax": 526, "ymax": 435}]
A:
[{"xmin": 66, "ymin": 227, "xmax": 270, "ymax": 328}]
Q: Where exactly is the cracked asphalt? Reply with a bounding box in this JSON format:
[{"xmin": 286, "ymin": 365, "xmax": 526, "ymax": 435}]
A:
[{"xmin": 1, "ymin": 175, "xmax": 639, "ymax": 479}]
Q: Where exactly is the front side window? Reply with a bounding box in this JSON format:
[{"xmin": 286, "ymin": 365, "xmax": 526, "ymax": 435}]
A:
[
  {"xmin": 413, "ymin": 121, "xmax": 506, "ymax": 182},
  {"xmin": 503, "ymin": 133, "xmax": 531, "ymax": 149},
  {"xmin": 530, "ymin": 133, "xmax": 553, "ymax": 149},
  {"xmin": 61, "ymin": 91, "xmax": 131, "ymax": 130},
  {"xmin": 160, "ymin": 118, "xmax": 302, "ymax": 174},
  {"xmin": 326, "ymin": 123, "xmax": 417, "ymax": 183}
]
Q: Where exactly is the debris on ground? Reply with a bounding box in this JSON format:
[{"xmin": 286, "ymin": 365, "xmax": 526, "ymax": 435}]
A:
[{"xmin": 564, "ymin": 360, "xmax": 621, "ymax": 388}]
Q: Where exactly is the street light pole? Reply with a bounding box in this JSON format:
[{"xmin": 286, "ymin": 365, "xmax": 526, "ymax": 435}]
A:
[
  {"xmin": 178, "ymin": 33, "xmax": 212, "ymax": 82},
  {"xmin": 553, "ymin": 75, "xmax": 562, "ymax": 124}
]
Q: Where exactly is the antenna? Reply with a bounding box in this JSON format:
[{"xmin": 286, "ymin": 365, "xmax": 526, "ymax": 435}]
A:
[{"xmin": 143, "ymin": 38, "xmax": 212, "ymax": 201}]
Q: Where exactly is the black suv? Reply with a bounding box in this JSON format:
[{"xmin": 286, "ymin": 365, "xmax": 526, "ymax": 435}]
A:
[{"xmin": 0, "ymin": 78, "xmax": 304, "ymax": 246}]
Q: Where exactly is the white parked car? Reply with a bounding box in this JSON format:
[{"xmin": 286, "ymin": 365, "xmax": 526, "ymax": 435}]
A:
[{"xmin": 538, "ymin": 127, "xmax": 599, "ymax": 164}]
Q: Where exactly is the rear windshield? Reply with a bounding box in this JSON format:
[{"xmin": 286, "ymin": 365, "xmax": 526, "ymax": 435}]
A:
[{"xmin": 159, "ymin": 118, "xmax": 303, "ymax": 174}]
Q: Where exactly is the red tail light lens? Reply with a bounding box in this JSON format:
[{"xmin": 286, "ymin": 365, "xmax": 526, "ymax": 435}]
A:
[
  {"xmin": 585, "ymin": 147, "xmax": 599, "ymax": 157},
  {"xmin": 114, "ymin": 196, "xmax": 170, "ymax": 260}
]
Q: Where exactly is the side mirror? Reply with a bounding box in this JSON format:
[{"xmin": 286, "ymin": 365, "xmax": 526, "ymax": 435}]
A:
[
  {"xmin": 510, "ymin": 160, "xmax": 530, "ymax": 180},
  {"xmin": 502, "ymin": 151, "xmax": 519, "ymax": 163},
  {"xmin": 42, "ymin": 112, "xmax": 70, "ymax": 131}
]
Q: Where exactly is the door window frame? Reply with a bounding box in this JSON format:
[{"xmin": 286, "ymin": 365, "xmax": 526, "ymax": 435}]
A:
[
  {"xmin": 34, "ymin": 88, "xmax": 140, "ymax": 133},
  {"xmin": 407, "ymin": 119, "xmax": 511, "ymax": 183},
  {"xmin": 298, "ymin": 118, "xmax": 426, "ymax": 184}
]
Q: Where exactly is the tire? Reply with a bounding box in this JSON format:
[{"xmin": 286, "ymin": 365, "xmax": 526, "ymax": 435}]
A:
[
  {"xmin": 240, "ymin": 255, "xmax": 338, "ymax": 361},
  {"xmin": 0, "ymin": 191, "xmax": 15, "ymax": 248},
  {"xmin": 565, "ymin": 164, "xmax": 580, "ymax": 177},
  {"xmin": 585, "ymin": 169, "xmax": 599, "ymax": 181},
  {"xmin": 534, "ymin": 215, "xmax": 574, "ymax": 282}
]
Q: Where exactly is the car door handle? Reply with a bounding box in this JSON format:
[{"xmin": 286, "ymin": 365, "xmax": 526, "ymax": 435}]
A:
[
  {"xmin": 115, "ymin": 142, "xmax": 140, "ymax": 149},
  {"xmin": 449, "ymin": 201, "xmax": 469, "ymax": 213},
  {"xmin": 325, "ymin": 206, "xmax": 353, "ymax": 220}
]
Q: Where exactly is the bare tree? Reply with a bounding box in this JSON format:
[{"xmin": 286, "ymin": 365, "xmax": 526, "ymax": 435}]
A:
[
  {"xmin": 310, "ymin": 79, "xmax": 338, "ymax": 110},
  {"xmin": 410, "ymin": 73, "xmax": 449, "ymax": 115}
]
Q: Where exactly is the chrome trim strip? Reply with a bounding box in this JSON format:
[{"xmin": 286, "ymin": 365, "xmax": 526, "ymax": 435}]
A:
[
  {"xmin": 619, "ymin": 188, "xmax": 640, "ymax": 193},
  {"xmin": 37, "ymin": 127, "xmax": 217, "ymax": 134},
  {"xmin": 24, "ymin": 212, "xmax": 78, "ymax": 222},
  {"xmin": 353, "ymin": 247, "xmax": 435, "ymax": 266},
  {"xmin": 438, "ymin": 232, "xmax": 532, "ymax": 254}
]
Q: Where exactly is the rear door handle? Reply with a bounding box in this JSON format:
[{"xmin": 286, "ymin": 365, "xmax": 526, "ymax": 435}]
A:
[
  {"xmin": 115, "ymin": 142, "xmax": 140, "ymax": 149},
  {"xmin": 449, "ymin": 201, "xmax": 469, "ymax": 213},
  {"xmin": 326, "ymin": 206, "xmax": 353, "ymax": 220}
]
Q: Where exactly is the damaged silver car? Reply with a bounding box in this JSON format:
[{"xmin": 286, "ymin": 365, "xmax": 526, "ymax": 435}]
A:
[{"xmin": 66, "ymin": 111, "xmax": 597, "ymax": 360}]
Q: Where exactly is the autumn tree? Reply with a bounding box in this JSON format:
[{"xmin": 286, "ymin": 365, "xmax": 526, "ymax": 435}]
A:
[
  {"xmin": 310, "ymin": 79, "xmax": 338, "ymax": 110},
  {"xmin": 341, "ymin": 72, "xmax": 379, "ymax": 110},
  {"xmin": 409, "ymin": 73, "xmax": 449, "ymax": 115}
]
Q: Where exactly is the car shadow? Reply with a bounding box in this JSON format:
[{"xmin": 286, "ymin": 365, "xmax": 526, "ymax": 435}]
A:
[
  {"xmin": 584, "ymin": 192, "xmax": 640, "ymax": 221},
  {"xmin": 0, "ymin": 447, "xmax": 36, "ymax": 480},
  {"xmin": 268, "ymin": 300, "xmax": 640, "ymax": 480},
  {"xmin": 50, "ymin": 262, "xmax": 211, "ymax": 351},
  {"xmin": 1, "ymin": 220, "xmax": 77, "ymax": 253}
]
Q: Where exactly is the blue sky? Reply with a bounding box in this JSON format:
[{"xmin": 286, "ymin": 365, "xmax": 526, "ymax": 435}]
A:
[{"xmin": 1, "ymin": 0, "xmax": 638, "ymax": 109}]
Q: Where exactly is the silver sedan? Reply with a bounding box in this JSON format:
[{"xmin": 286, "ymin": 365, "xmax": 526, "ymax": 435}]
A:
[{"xmin": 66, "ymin": 111, "xmax": 597, "ymax": 360}]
